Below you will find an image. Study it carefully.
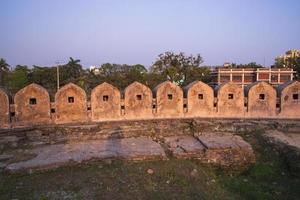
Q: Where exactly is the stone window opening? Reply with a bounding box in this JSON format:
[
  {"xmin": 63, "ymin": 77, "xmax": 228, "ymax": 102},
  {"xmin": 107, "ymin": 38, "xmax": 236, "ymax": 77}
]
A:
[
  {"xmin": 259, "ymin": 94, "xmax": 265, "ymax": 100},
  {"xmin": 103, "ymin": 95, "xmax": 109, "ymax": 101},
  {"xmin": 183, "ymin": 104, "xmax": 187, "ymax": 108},
  {"xmin": 136, "ymin": 94, "xmax": 142, "ymax": 100},
  {"xmin": 168, "ymin": 94, "xmax": 173, "ymax": 100},
  {"xmin": 198, "ymin": 94, "xmax": 204, "ymax": 100},
  {"xmin": 68, "ymin": 97, "xmax": 74, "ymax": 103},
  {"xmin": 121, "ymin": 105, "xmax": 125, "ymax": 110},
  {"xmin": 293, "ymin": 93, "xmax": 299, "ymax": 100},
  {"xmin": 29, "ymin": 98, "xmax": 37, "ymax": 105},
  {"xmin": 152, "ymin": 105, "xmax": 156, "ymax": 109},
  {"xmin": 276, "ymin": 103, "xmax": 280, "ymax": 108},
  {"xmin": 228, "ymin": 94, "xmax": 234, "ymax": 99},
  {"xmin": 51, "ymin": 108, "xmax": 55, "ymax": 113}
]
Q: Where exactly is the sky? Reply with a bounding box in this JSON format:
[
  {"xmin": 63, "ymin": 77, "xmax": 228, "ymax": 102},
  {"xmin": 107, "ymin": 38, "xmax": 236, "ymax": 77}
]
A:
[{"xmin": 0, "ymin": 0, "xmax": 300, "ymax": 68}]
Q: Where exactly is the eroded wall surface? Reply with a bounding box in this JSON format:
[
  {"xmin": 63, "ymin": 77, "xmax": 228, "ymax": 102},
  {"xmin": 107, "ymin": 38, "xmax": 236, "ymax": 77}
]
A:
[
  {"xmin": 216, "ymin": 82, "xmax": 245, "ymax": 117},
  {"xmin": 154, "ymin": 81, "xmax": 183, "ymax": 118},
  {"xmin": 0, "ymin": 89, "xmax": 9, "ymax": 128},
  {"xmin": 184, "ymin": 81, "xmax": 214, "ymax": 117},
  {"xmin": 55, "ymin": 83, "xmax": 88, "ymax": 124},
  {"xmin": 246, "ymin": 82, "xmax": 276, "ymax": 118},
  {"xmin": 14, "ymin": 83, "xmax": 51, "ymax": 125},
  {"xmin": 124, "ymin": 82, "xmax": 153, "ymax": 119},
  {"xmin": 279, "ymin": 81, "xmax": 300, "ymax": 118},
  {"xmin": 1, "ymin": 81, "xmax": 300, "ymax": 128},
  {"xmin": 91, "ymin": 82, "xmax": 121, "ymax": 121}
]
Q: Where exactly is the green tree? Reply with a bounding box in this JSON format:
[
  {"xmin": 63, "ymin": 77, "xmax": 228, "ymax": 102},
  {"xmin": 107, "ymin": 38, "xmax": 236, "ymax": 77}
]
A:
[
  {"xmin": 0, "ymin": 58, "xmax": 10, "ymax": 86},
  {"xmin": 232, "ymin": 62, "xmax": 262, "ymax": 68},
  {"xmin": 7, "ymin": 65, "xmax": 29, "ymax": 93},
  {"xmin": 274, "ymin": 50, "xmax": 300, "ymax": 80},
  {"xmin": 60, "ymin": 57, "xmax": 84, "ymax": 85},
  {"xmin": 29, "ymin": 65, "xmax": 57, "ymax": 99},
  {"xmin": 150, "ymin": 52, "xmax": 204, "ymax": 85}
]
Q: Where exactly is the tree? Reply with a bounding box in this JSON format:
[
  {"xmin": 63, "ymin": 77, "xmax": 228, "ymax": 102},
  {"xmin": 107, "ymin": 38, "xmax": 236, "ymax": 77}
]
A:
[
  {"xmin": 150, "ymin": 52, "xmax": 204, "ymax": 85},
  {"xmin": 6, "ymin": 65, "xmax": 29, "ymax": 93},
  {"xmin": 0, "ymin": 58, "xmax": 10, "ymax": 86},
  {"xmin": 274, "ymin": 50, "xmax": 300, "ymax": 80},
  {"xmin": 231, "ymin": 62, "xmax": 262, "ymax": 68},
  {"xmin": 60, "ymin": 57, "xmax": 84, "ymax": 84},
  {"xmin": 275, "ymin": 50, "xmax": 300, "ymax": 68}
]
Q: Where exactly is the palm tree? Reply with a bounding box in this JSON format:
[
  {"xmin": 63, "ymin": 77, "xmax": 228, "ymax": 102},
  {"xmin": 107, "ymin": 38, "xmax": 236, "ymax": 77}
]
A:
[{"xmin": 0, "ymin": 58, "xmax": 10, "ymax": 86}]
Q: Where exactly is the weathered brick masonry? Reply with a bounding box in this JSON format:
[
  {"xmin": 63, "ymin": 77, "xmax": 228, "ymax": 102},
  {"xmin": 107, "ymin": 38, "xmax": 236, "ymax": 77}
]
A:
[{"xmin": 1, "ymin": 80, "xmax": 300, "ymax": 128}]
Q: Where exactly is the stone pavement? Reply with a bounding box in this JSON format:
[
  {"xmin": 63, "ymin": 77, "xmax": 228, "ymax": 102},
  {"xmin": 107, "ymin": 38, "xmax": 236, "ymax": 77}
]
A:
[
  {"xmin": 2, "ymin": 134, "xmax": 255, "ymax": 173},
  {"xmin": 5, "ymin": 137, "xmax": 166, "ymax": 172}
]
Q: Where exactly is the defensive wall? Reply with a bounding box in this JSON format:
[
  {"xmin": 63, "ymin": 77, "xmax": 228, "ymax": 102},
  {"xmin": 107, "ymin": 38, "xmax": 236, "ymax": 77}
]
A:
[{"xmin": 1, "ymin": 80, "xmax": 300, "ymax": 128}]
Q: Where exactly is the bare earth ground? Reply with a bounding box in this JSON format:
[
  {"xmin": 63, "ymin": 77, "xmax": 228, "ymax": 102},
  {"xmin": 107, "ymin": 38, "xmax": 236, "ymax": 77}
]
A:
[
  {"xmin": 0, "ymin": 121, "xmax": 300, "ymax": 200},
  {"xmin": 266, "ymin": 130, "xmax": 300, "ymax": 148},
  {"xmin": 0, "ymin": 129, "xmax": 299, "ymax": 200}
]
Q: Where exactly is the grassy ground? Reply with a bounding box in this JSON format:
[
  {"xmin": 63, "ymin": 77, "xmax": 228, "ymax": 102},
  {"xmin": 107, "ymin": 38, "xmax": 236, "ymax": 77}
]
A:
[{"xmin": 0, "ymin": 132, "xmax": 299, "ymax": 200}]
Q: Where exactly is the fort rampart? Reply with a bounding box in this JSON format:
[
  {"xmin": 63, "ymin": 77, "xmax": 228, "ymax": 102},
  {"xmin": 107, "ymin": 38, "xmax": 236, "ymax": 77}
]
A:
[{"xmin": 1, "ymin": 80, "xmax": 300, "ymax": 128}]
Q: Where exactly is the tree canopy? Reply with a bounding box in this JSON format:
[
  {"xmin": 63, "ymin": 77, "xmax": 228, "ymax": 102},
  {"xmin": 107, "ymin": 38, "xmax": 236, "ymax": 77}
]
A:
[{"xmin": 150, "ymin": 52, "xmax": 208, "ymax": 86}]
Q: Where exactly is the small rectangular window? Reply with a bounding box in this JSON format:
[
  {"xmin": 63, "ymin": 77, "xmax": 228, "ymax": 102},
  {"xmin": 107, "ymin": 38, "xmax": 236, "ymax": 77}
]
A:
[
  {"xmin": 228, "ymin": 94, "xmax": 234, "ymax": 99},
  {"xmin": 259, "ymin": 94, "xmax": 265, "ymax": 100},
  {"xmin": 68, "ymin": 97, "xmax": 74, "ymax": 103},
  {"xmin": 29, "ymin": 98, "xmax": 37, "ymax": 105},
  {"xmin": 51, "ymin": 108, "xmax": 55, "ymax": 113},
  {"xmin": 293, "ymin": 94, "xmax": 299, "ymax": 100},
  {"xmin": 152, "ymin": 105, "xmax": 156, "ymax": 109},
  {"xmin": 276, "ymin": 103, "xmax": 280, "ymax": 108},
  {"xmin": 136, "ymin": 94, "xmax": 142, "ymax": 100},
  {"xmin": 121, "ymin": 105, "xmax": 125, "ymax": 109},
  {"xmin": 168, "ymin": 94, "xmax": 173, "ymax": 100},
  {"xmin": 183, "ymin": 104, "xmax": 187, "ymax": 108},
  {"xmin": 103, "ymin": 95, "xmax": 109, "ymax": 101},
  {"xmin": 198, "ymin": 94, "xmax": 203, "ymax": 100}
]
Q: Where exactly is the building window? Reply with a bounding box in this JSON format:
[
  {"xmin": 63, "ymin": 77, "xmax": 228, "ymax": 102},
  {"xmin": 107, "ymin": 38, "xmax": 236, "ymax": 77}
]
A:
[
  {"xmin": 103, "ymin": 95, "xmax": 109, "ymax": 101},
  {"xmin": 68, "ymin": 97, "xmax": 74, "ymax": 103},
  {"xmin": 183, "ymin": 104, "xmax": 187, "ymax": 108},
  {"xmin": 228, "ymin": 94, "xmax": 234, "ymax": 99},
  {"xmin": 220, "ymin": 75, "xmax": 230, "ymax": 83},
  {"xmin": 259, "ymin": 94, "xmax": 265, "ymax": 100},
  {"xmin": 198, "ymin": 94, "xmax": 203, "ymax": 100},
  {"xmin": 293, "ymin": 94, "xmax": 299, "ymax": 100},
  {"xmin": 136, "ymin": 94, "xmax": 142, "ymax": 100},
  {"xmin": 271, "ymin": 75, "xmax": 278, "ymax": 82},
  {"xmin": 281, "ymin": 75, "xmax": 291, "ymax": 82},
  {"xmin": 168, "ymin": 94, "xmax": 173, "ymax": 100},
  {"xmin": 29, "ymin": 98, "xmax": 37, "ymax": 105},
  {"xmin": 232, "ymin": 75, "xmax": 242, "ymax": 82},
  {"xmin": 51, "ymin": 108, "xmax": 55, "ymax": 113}
]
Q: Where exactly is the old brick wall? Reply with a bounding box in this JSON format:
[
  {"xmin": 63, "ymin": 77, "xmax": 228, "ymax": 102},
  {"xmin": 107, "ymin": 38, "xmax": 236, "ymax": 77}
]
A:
[
  {"xmin": 55, "ymin": 83, "xmax": 88, "ymax": 124},
  {"xmin": 1, "ymin": 81, "xmax": 300, "ymax": 128},
  {"xmin": 14, "ymin": 83, "xmax": 51, "ymax": 126},
  {"xmin": 184, "ymin": 81, "xmax": 214, "ymax": 117},
  {"xmin": 246, "ymin": 82, "xmax": 276, "ymax": 118},
  {"xmin": 278, "ymin": 81, "xmax": 300, "ymax": 118},
  {"xmin": 124, "ymin": 82, "xmax": 153, "ymax": 119},
  {"xmin": 154, "ymin": 81, "xmax": 183, "ymax": 118},
  {"xmin": 216, "ymin": 82, "xmax": 245, "ymax": 118},
  {"xmin": 0, "ymin": 89, "xmax": 9, "ymax": 128},
  {"xmin": 91, "ymin": 82, "xmax": 121, "ymax": 121}
]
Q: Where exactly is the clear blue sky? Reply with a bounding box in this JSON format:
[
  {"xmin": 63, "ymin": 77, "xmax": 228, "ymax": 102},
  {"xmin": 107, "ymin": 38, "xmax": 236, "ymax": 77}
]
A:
[{"xmin": 0, "ymin": 0, "xmax": 299, "ymax": 68}]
